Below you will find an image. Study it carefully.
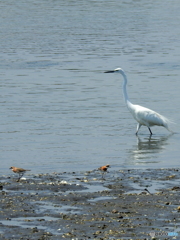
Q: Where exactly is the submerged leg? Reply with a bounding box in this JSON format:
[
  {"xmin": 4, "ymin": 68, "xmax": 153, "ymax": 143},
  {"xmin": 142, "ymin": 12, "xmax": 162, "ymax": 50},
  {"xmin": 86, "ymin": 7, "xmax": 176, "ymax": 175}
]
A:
[
  {"xmin": 17, "ymin": 172, "xmax": 24, "ymax": 182},
  {"xmin": 101, "ymin": 172, "xmax": 106, "ymax": 180},
  {"xmin": 136, "ymin": 123, "xmax": 142, "ymax": 135},
  {"xmin": 148, "ymin": 127, "xmax": 152, "ymax": 135}
]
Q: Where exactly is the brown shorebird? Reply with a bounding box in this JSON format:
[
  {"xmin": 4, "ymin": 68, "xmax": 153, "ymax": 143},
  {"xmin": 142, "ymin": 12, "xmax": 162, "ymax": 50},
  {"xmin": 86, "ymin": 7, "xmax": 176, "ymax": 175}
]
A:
[
  {"xmin": 98, "ymin": 164, "xmax": 110, "ymax": 179},
  {"xmin": 10, "ymin": 166, "xmax": 31, "ymax": 181}
]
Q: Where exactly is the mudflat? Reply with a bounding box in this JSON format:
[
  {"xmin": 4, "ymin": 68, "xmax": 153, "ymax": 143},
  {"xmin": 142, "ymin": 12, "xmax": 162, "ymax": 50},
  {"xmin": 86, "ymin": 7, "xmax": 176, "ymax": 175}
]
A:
[{"xmin": 0, "ymin": 168, "xmax": 180, "ymax": 239}]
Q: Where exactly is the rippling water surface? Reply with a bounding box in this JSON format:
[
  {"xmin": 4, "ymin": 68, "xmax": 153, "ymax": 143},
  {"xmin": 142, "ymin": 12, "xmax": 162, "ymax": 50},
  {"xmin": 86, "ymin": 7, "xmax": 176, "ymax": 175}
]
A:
[{"xmin": 1, "ymin": 0, "xmax": 180, "ymax": 175}]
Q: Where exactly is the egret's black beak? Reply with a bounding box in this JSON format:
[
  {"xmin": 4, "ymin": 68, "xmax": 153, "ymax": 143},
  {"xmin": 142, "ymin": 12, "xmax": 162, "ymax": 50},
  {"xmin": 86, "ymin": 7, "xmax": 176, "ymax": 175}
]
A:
[{"xmin": 104, "ymin": 70, "xmax": 115, "ymax": 73}]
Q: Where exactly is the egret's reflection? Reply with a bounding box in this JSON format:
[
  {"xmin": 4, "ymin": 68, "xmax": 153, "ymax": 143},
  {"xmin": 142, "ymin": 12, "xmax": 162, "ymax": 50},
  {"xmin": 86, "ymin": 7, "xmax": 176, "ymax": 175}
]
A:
[
  {"xmin": 128, "ymin": 133, "xmax": 173, "ymax": 165},
  {"xmin": 136, "ymin": 134, "xmax": 172, "ymax": 152}
]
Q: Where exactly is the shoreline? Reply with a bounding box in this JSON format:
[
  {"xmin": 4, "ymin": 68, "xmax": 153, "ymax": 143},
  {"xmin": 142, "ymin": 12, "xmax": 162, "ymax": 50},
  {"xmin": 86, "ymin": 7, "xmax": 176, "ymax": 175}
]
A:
[{"xmin": 0, "ymin": 168, "xmax": 180, "ymax": 239}]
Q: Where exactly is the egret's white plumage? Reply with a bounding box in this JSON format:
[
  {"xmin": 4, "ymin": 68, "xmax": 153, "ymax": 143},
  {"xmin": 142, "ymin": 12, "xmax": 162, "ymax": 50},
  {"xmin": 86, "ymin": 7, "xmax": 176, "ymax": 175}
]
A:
[{"xmin": 105, "ymin": 68, "xmax": 172, "ymax": 135}]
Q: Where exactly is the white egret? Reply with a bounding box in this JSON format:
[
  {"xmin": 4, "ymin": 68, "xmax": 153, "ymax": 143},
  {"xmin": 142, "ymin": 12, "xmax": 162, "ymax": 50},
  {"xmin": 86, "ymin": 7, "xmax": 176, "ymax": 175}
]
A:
[{"xmin": 105, "ymin": 68, "xmax": 173, "ymax": 135}]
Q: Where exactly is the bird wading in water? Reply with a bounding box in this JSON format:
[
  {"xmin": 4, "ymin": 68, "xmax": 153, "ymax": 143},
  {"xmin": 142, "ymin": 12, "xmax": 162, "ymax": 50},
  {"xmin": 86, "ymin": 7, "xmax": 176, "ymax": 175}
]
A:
[
  {"xmin": 10, "ymin": 166, "xmax": 31, "ymax": 181},
  {"xmin": 98, "ymin": 164, "xmax": 110, "ymax": 179},
  {"xmin": 105, "ymin": 68, "xmax": 173, "ymax": 135}
]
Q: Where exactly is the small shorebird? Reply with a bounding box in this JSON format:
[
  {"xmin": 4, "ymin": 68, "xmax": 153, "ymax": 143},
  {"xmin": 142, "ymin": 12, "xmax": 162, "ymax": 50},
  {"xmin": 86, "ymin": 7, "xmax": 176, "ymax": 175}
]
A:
[
  {"xmin": 98, "ymin": 164, "xmax": 110, "ymax": 179},
  {"xmin": 10, "ymin": 166, "xmax": 31, "ymax": 181}
]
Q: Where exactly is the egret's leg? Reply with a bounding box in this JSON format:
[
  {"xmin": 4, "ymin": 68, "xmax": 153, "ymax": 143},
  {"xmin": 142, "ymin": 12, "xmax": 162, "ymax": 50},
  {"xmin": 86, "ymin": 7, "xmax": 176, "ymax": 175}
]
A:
[
  {"xmin": 148, "ymin": 127, "xmax": 152, "ymax": 135},
  {"xmin": 136, "ymin": 123, "xmax": 142, "ymax": 135}
]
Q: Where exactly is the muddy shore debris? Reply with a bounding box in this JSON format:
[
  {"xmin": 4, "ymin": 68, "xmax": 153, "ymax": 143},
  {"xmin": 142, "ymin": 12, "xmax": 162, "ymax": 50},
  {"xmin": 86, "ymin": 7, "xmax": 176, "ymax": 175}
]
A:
[{"xmin": 0, "ymin": 168, "xmax": 180, "ymax": 239}]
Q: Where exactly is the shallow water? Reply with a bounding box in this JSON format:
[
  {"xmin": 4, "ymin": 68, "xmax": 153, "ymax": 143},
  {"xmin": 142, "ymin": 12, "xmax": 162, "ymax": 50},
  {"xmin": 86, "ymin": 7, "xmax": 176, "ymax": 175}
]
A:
[{"xmin": 1, "ymin": 0, "xmax": 180, "ymax": 175}]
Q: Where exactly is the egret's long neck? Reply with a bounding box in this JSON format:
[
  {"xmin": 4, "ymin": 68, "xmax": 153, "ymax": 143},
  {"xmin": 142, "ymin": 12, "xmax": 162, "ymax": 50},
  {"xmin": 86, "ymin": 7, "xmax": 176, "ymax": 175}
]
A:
[
  {"xmin": 120, "ymin": 70, "xmax": 135, "ymax": 115},
  {"xmin": 121, "ymin": 71, "xmax": 130, "ymax": 104}
]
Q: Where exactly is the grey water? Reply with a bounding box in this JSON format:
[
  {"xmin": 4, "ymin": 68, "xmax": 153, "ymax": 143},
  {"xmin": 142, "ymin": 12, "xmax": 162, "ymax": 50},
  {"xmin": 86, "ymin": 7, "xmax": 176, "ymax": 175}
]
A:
[{"xmin": 1, "ymin": 0, "xmax": 180, "ymax": 175}]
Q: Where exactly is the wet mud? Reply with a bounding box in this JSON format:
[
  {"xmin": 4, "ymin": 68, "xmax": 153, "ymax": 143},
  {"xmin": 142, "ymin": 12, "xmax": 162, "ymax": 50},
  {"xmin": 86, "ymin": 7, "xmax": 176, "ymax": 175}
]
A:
[{"xmin": 0, "ymin": 168, "xmax": 180, "ymax": 239}]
